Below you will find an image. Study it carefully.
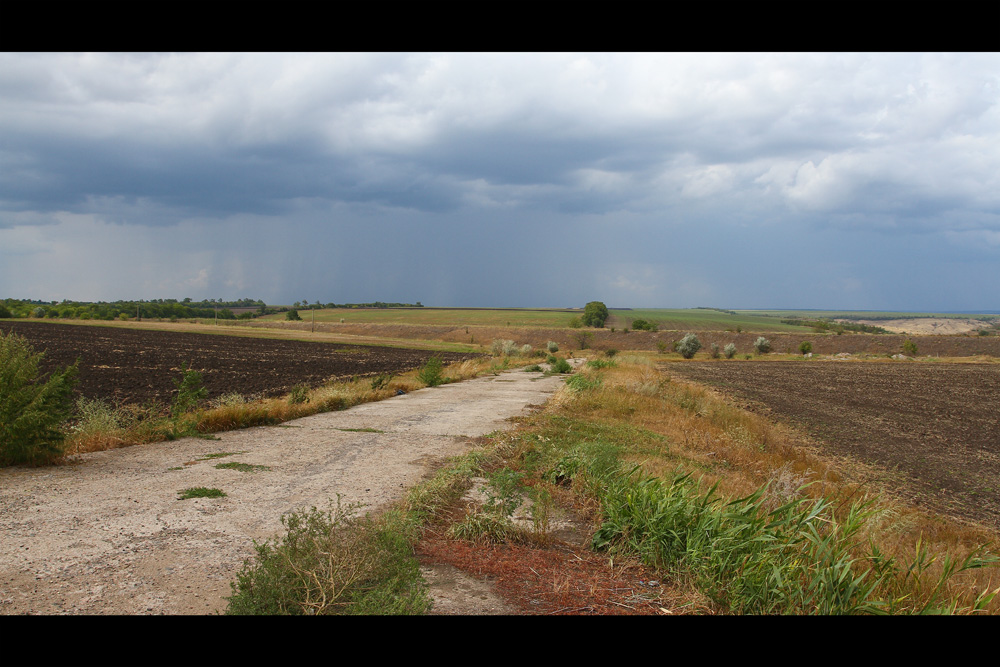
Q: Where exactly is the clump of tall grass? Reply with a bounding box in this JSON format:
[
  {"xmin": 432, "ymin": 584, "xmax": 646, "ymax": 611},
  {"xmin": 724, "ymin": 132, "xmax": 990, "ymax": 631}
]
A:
[{"xmin": 591, "ymin": 467, "xmax": 998, "ymax": 614}]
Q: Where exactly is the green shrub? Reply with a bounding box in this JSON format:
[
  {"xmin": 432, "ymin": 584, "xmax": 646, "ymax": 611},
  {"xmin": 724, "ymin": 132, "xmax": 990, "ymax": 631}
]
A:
[
  {"xmin": 417, "ymin": 356, "xmax": 445, "ymax": 387},
  {"xmin": 754, "ymin": 337, "xmax": 771, "ymax": 354},
  {"xmin": 799, "ymin": 341, "xmax": 813, "ymax": 355},
  {"xmin": 287, "ymin": 384, "xmax": 311, "ymax": 405},
  {"xmin": 677, "ymin": 333, "xmax": 702, "ymax": 359},
  {"xmin": 710, "ymin": 343, "xmax": 720, "ymax": 359},
  {"xmin": 226, "ymin": 502, "xmax": 429, "ymax": 615},
  {"xmin": 630, "ymin": 318, "xmax": 657, "ymax": 331},
  {"xmin": 546, "ymin": 341, "xmax": 559, "ymax": 353},
  {"xmin": 32, "ymin": 307, "xmax": 46, "ymax": 318},
  {"xmin": 724, "ymin": 343, "xmax": 737, "ymax": 359},
  {"xmin": 0, "ymin": 331, "xmax": 79, "ymax": 466},
  {"xmin": 172, "ymin": 362, "xmax": 208, "ymax": 421},
  {"xmin": 549, "ymin": 357, "xmax": 572, "ymax": 374},
  {"xmin": 656, "ymin": 341, "xmax": 668, "ymax": 354},
  {"xmin": 286, "ymin": 309, "xmax": 302, "ymax": 321},
  {"xmin": 0, "ymin": 305, "xmax": 11, "ymax": 318},
  {"xmin": 566, "ymin": 373, "xmax": 602, "ymax": 392},
  {"xmin": 902, "ymin": 339, "xmax": 918, "ymax": 356},
  {"xmin": 605, "ymin": 348, "xmax": 618, "ymax": 358}
]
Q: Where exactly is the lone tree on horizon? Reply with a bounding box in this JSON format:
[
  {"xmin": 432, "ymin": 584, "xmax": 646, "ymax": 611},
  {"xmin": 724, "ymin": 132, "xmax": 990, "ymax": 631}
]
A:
[{"xmin": 582, "ymin": 301, "xmax": 609, "ymax": 328}]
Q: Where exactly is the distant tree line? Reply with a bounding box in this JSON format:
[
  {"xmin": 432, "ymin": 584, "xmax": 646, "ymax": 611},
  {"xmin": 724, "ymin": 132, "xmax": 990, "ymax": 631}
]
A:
[
  {"xmin": 0, "ymin": 298, "xmax": 264, "ymax": 321},
  {"xmin": 0, "ymin": 298, "xmax": 424, "ymax": 322}
]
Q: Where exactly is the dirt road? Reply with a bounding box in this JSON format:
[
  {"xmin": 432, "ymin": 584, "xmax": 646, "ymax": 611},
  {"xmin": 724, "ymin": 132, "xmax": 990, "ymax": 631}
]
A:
[{"xmin": 0, "ymin": 362, "xmax": 581, "ymax": 615}]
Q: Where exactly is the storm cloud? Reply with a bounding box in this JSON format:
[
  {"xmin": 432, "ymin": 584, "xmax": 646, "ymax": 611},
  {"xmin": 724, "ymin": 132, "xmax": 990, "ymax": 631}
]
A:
[{"xmin": 1, "ymin": 52, "xmax": 998, "ymax": 310}]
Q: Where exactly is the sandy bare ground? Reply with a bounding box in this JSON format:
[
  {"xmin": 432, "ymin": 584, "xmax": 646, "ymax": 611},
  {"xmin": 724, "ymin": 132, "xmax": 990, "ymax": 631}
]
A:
[
  {"xmin": 841, "ymin": 318, "xmax": 994, "ymax": 336},
  {"xmin": 0, "ymin": 361, "xmax": 581, "ymax": 615}
]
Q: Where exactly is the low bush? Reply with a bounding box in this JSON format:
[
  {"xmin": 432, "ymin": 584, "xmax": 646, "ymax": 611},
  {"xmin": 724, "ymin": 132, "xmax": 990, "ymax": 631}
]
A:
[
  {"xmin": 677, "ymin": 333, "xmax": 702, "ymax": 359},
  {"xmin": 226, "ymin": 502, "xmax": 429, "ymax": 615},
  {"xmin": 710, "ymin": 343, "xmax": 720, "ymax": 359},
  {"xmin": 1, "ymin": 331, "xmax": 79, "ymax": 466},
  {"xmin": 799, "ymin": 341, "xmax": 813, "ymax": 355},
  {"xmin": 754, "ymin": 337, "xmax": 772, "ymax": 354},
  {"xmin": 549, "ymin": 357, "xmax": 572, "ymax": 374},
  {"xmin": 417, "ymin": 356, "xmax": 446, "ymax": 387},
  {"xmin": 902, "ymin": 339, "xmax": 918, "ymax": 356},
  {"xmin": 546, "ymin": 341, "xmax": 559, "ymax": 353},
  {"xmin": 287, "ymin": 384, "xmax": 311, "ymax": 405},
  {"xmin": 724, "ymin": 343, "xmax": 737, "ymax": 359},
  {"xmin": 490, "ymin": 339, "xmax": 518, "ymax": 357}
]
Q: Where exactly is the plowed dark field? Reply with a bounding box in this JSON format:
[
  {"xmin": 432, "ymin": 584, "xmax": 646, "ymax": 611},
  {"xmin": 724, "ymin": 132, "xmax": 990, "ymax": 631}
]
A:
[
  {"xmin": 1, "ymin": 321, "xmax": 478, "ymax": 406},
  {"xmin": 664, "ymin": 360, "xmax": 1000, "ymax": 529}
]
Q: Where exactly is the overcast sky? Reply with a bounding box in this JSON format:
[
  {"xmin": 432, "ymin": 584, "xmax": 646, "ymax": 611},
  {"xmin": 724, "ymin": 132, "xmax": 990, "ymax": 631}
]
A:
[{"xmin": 1, "ymin": 52, "xmax": 998, "ymax": 310}]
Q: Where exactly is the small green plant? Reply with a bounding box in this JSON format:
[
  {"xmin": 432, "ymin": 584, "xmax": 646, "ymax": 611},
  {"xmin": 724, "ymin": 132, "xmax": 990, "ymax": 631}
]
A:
[
  {"xmin": 417, "ymin": 356, "xmax": 445, "ymax": 387},
  {"xmin": 524, "ymin": 364, "xmax": 543, "ymax": 372},
  {"xmin": 178, "ymin": 487, "xmax": 227, "ymax": 499},
  {"xmin": 799, "ymin": 341, "xmax": 813, "ymax": 355},
  {"xmin": 286, "ymin": 309, "xmax": 302, "ymax": 321},
  {"xmin": 902, "ymin": 339, "xmax": 918, "ymax": 356},
  {"xmin": 572, "ymin": 331, "xmax": 593, "ymax": 350},
  {"xmin": 549, "ymin": 357, "xmax": 572, "ymax": 374},
  {"xmin": 172, "ymin": 363, "xmax": 208, "ymax": 421},
  {"xmin": 1, "ymin": 331, "xmax": 79, "ymax": 466},
  {"xmin": 630, "ymin": 318, "xmax": 657, "ymax": 331},
  {"xmin": 724, "ymin": 343, "xmax": 737, "ymax": 359},
  {"xmin": 196, "ymin": 451, "xmax": 245, "ymax": 460},
  {"xmin": 754, "ymin": 337, "xmax": 772, "ymax": 354},
  {"xmin": 566, "ymin": 373, "xmax": 602, "ymax": 392},
  {"xmin": 215, "ymin": 462, "xmax": 271, "ymax": 473},
  {"xmin": 677, "ymin": 333, "xmax": 702, "ymax": 359},
  {"xmin": 287, "ymin": 384, "xmax": 311, "ymax": 405},
  {"xmin": 656, "ymin": 341, "xmax": 668, "ymax": 354},
  {"xmin": 546, "ymin": 341, "xmax": 559, "ymax": 353},
  {"xmin": 710, "ymin": 343, "xmax": 721, "ymax": 359},
  {"xmin": 605, "ymin": 348, "xmax": 618, "ymax": 358},
  {"xmin": 370, "ymin": 373, "xmax": 395, "ymax": 391}
]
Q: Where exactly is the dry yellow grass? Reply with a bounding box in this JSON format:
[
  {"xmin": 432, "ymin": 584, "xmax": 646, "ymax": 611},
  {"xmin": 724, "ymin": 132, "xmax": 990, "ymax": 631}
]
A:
[
  {"xmin": 538, "ymin": 357, "xmax": 1000, "ymax": 612},
  {"xmin": 64, "ymin": 355, "xmax": 523, "ymax": 457}
]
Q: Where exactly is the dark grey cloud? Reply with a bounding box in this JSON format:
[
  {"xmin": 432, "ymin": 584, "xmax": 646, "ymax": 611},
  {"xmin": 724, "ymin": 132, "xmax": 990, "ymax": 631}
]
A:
[{"xmin": 1, "ymin": 53, "xmax": 998, "ymax": 310}]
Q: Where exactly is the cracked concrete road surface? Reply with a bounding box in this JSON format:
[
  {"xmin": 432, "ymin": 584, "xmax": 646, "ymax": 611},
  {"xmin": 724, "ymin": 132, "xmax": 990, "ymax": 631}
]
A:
[{"xmin": 0, "ymin": 362, "xmax": 580, "ymax": 615}]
